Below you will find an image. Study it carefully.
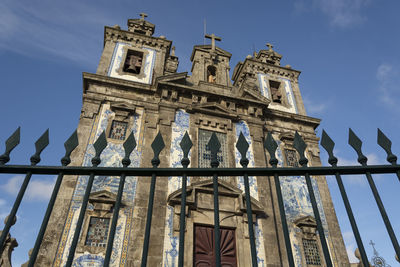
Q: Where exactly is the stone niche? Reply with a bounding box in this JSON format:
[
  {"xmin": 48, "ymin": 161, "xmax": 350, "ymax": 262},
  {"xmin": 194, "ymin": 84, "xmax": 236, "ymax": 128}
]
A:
[{"xmin": 167, "ymin": 179, "xmax": 265, "ymax": 267}]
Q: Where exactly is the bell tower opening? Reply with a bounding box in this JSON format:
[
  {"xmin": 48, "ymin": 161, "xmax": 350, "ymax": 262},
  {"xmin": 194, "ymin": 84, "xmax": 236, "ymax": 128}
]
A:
[
  {"xmin": 269, "ymin": 80, "xmax": 282, "ymax": 103},
  {"xmin": 123, "ymin": 50, "xmax": 144, "ymax": 74}
]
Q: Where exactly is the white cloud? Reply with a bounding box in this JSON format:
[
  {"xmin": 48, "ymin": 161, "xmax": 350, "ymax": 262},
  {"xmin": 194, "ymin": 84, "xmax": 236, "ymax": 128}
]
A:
[
  {"xmin": 295, "ymin": 0, "xmax": 371, "ymax": 28},
  {"xmin": 0, "ymin": 175, "xmax": 55, "ymax": 201},
  {"xmin": 0, "ymin": 198, "xmax": 8, "ymax": 221},
  {"xmin": 0, "ymin": 0, "xmax": 116, "ymax": 66},
  {"xmin": 303, "ymin": 96, "xmax": 328, "ymax": 115},
  {"xmin": 343, "ymin": 231, "xmax": 359, "ymax": 263},
  {"xmin": 376, "ymin": 63, "xmax": 400, "ymax": 109},
  {"xmin": 317, "ymin": 0, "xmax": 370, "ymax": 27}
]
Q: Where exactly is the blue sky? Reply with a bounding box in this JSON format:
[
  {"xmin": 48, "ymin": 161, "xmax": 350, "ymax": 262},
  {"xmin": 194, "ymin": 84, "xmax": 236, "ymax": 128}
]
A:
[{"xmin": 0, "ymin": 0, "xmax": 399, "ymax": 265}]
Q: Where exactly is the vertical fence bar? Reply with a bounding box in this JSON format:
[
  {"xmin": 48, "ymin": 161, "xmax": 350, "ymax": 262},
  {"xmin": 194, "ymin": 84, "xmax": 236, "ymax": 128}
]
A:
[
  {"xmin": 303, "ymin": 173, "xmax": 333, "ymax": 266},
  {"xmin": 321, "ymin": 130, "xmax": 369, "ymax": 266},
  {"xmin": 141, "ymin": 173, "xmax": 157, "ymax": 267},
  {"xmin": 178, "ymin": 132, "xmax": 192, "ymax": 267},
  {"xmin": 0, "ymin": 129, "xmax": 48, "ymax": 256},
  {"xmin": 28, "ymin": 130, "xmax": 78, "ymax": 267},
  {"xmin": 349, "ymin": 129, "xmax": 400, "ymax": 258},
  {"xmin": 264, "ymin": 132, "xmax": 295, "ymax": 267},
  {"xmin": 237, "ymin": 132, "xmax": 257, "ymax": 266},
  {"xmin": 365, "ymin": 171, "xmax": 400, "ymax": 257},
  {"xmin": 104, "ymin": 132, "xmax": 136, "ymax": 267},
  {"xmin": 0, "ymin": 171, "xmax": 32, "ymax": 255},
  {"xmin": 212, "ymin": 172, "xmax": 221, "ymax": 266},
  {"xmin": 294, "ymin": 132, "xmax": 333, "ymax": 266},
  {"xmin": 273, "ymin": 173, "xmax": 295, "ymax": 266},
  {"xmin": 141, "ymin": 132, "xmax": 164, "ymax": 267},
  {"xmin": 28, "ymin": 172, "xmax": 64, "ymax": 267},
  {"xmin": 66, "ymin": 131, "xmax": 107, "ymax": 267},
  {"xmin": 334, "ymin": 172, "xmax": 369, "ymax": 265},
  {"xmin": 243, "ymin": 174, "xmax": 257, "ymax": 266},
  {"xmin": 178, "ymin": 174, "xmax": 188, "ymax": 267},
  {"xmin": 208, "ymin": 132, "xmax": 221, "ymax": 267},
  {"xmin": 65, "ymin": 173, "xmax": 96, "ymax": 266},
  {"xmin": 104, "ymin": 172, "xmax": 126, "ymax": 266}
]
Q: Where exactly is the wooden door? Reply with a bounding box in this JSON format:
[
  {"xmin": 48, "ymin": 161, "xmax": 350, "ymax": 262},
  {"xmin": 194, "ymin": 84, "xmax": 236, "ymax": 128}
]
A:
[{"xmin": 194, "ymin": 225, "xmax": 237, "ymax": 267}]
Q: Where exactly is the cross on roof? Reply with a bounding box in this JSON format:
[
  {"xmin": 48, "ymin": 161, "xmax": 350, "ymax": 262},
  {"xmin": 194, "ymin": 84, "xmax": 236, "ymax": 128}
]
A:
[
  {"xmin": 205, "ymin": 33, "xmax": 222, "ymax": 51},
  {"xmin": 266, "ymin": 43, "xmax": 274, "ymax": 50},
  {"xmin": 369, "ymin": 240, "xmax": 378, "ymax": 255},
  {"xmin": 139, "ymin": 13, "xmax": 148, "ymax": 20}
]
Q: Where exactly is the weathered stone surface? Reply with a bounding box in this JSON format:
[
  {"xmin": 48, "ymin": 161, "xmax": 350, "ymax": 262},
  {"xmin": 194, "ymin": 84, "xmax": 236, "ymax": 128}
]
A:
[{"xmin": 37, "ymin": 14, "xmax": 349, "ymax": 267}]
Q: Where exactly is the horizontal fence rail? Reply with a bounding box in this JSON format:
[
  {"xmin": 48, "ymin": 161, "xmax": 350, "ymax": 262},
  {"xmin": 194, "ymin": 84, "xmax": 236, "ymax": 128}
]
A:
[{"xmin": 0, "ymin": 127, "xmax": 398, "ymax": 267}]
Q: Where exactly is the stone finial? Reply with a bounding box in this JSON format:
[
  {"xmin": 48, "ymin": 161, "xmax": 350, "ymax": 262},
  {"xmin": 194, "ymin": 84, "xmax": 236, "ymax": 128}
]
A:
[
  {"xmin": 266, "ymin": 43, "xmax": 274, "ymax": 51},
  {"xmin": 21, "ymin": 249, "xmax": 33, "ymax": 267},
  {"xmin": 139, "ymin": 12, "xmax": 148, "ymax": 20},
  {"xmin": 4, "ymin": 214, "xmax": 16, "ymax": 226},
  {"xmin": 171, "ymin": 46, "xmax": 176, "ymax": 56},
  {"xmin": 0, "ymin": 215, "xmax": 18, "ymax": 267}
]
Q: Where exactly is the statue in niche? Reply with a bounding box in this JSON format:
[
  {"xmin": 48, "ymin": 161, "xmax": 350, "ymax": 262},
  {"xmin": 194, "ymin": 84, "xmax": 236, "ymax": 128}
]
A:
[{"xmin": 207, "ymin": 65, "xmax": 217, "ymax": 83}]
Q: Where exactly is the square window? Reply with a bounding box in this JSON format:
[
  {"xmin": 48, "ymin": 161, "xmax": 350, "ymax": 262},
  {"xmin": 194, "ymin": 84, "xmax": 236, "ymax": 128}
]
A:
[
  {"xmin": 123, "ymin": 50, "xmax": 144, "ymax": 74},
  {"xmin": 109, "ymin": 120, "xmax": 128, "ymax": 140},
  {"xmin": 85, "ymin": 217, "xmax": 111, "ymax": 248},
  {"xmin": 284, "ymin": 149, "xmax": 299, "ymax": 167},
  {"xmin": 198, "ymin": 129, "xmax": 228, "ymax": 168},
  {"xmin": 302, "ymin": 239, "xmax": 321, "ymax": 265}
]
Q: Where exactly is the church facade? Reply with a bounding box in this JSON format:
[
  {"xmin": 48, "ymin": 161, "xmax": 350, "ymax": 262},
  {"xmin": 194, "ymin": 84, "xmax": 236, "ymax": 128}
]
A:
[{"xmin": 37, "ymin": 15, "xmax": 350, "ymax": 266}]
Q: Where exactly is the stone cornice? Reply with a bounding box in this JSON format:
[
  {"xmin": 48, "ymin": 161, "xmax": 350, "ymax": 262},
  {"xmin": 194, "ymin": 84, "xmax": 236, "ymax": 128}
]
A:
[
  {"xmin": 83, "ymin": 92, "xmax": 159, "ymax": 111},
  {"xmin": 264, "ymin": 109, "xmax": 321, "ymax": 129},
  {"xmin": 83, "ymin": 72, "xmax": 154, "ymax": 94},
  {"xmin": 104, "ymin": 26, "xmax": 172, "ymax": 50}
]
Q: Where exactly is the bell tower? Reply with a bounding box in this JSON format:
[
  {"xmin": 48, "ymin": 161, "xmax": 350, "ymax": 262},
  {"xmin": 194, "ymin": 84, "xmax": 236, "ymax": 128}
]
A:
[{"xmin": 189, "ymin": 33, "xmax": 232, "ymax": 87}]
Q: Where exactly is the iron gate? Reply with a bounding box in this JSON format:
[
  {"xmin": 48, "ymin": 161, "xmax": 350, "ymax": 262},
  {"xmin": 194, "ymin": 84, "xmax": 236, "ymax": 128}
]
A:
[{"xmin": 0, "ymin": 127, "xmax": 399, "ymax": 266}]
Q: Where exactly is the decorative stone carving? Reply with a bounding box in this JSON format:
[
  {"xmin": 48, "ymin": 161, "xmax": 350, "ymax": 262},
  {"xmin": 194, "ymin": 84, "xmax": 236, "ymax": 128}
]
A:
[{"xmin": 0, "ymin": 215, "xmax": 18, "ymax": 267}]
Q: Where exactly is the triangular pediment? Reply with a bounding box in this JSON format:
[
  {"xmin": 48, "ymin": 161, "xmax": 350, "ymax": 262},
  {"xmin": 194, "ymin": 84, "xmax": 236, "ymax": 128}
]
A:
[
  {"xmin": 190, "ymin": 45, "xmax": 232, "ymax": 60},
  {"xmin": 294, "ymin": 215, "xmax": 317, "ymax": 228},
  {"xmin": 241, "ymin": 88, "xmax": 270, "ymax": 104},
  {"xmin": 168, "ymin": 180, "xmax": 264, "ymax": 215},
  {"xmin": 238, "ymin": 81, "xmax": 270, "ymax": 105},
  {"xmin": 110, "ymin": 102, "xmax": 135, "ymax": 112},
  {"xmin": 89, "ymin": 190, "xmax": 119, "ymax": 205},
  {"xmin": 188, "ymin": 102, "xmax": 239, "ymax": 120}
]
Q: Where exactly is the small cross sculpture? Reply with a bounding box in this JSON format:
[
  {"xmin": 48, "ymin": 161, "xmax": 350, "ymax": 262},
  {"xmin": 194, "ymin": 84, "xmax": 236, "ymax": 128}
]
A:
[
  {"xmin": 369, "ymin": 240, "xmax": 377, "ymax": 254},
  {"xmin": 139, "ymin": 13, "xmax": 148, "ymax": 20},
  {"xmin": 266, "ymin": 43, "xmax": 274, "ymax": 51},
  {"xmin": 205, "ymin": 33, "xmax": 222, "ymax": 52}
]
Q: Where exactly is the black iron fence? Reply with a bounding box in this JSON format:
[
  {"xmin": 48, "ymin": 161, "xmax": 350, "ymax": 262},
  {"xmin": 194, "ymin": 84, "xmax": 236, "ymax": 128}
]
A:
[{"xmin": 0, "ymin": 127, "xmax": 399, "ymax": 266}]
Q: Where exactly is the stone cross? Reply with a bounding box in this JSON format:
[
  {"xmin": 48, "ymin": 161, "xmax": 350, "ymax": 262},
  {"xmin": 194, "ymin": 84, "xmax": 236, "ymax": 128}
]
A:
[
  {"xmin": 140, "ymin": 13, "xmax": 148, "ymax": 20},
  {"xmin": 266, "ymin": 43, "xmax": 274, "ymax": 50},
  {"xmin": 369, "ymin": 240, "xmax": 378, "ymax": 255},
  {"xmin": 205, "ymin": 33, "xmax": 222, "ymax": 51}
]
